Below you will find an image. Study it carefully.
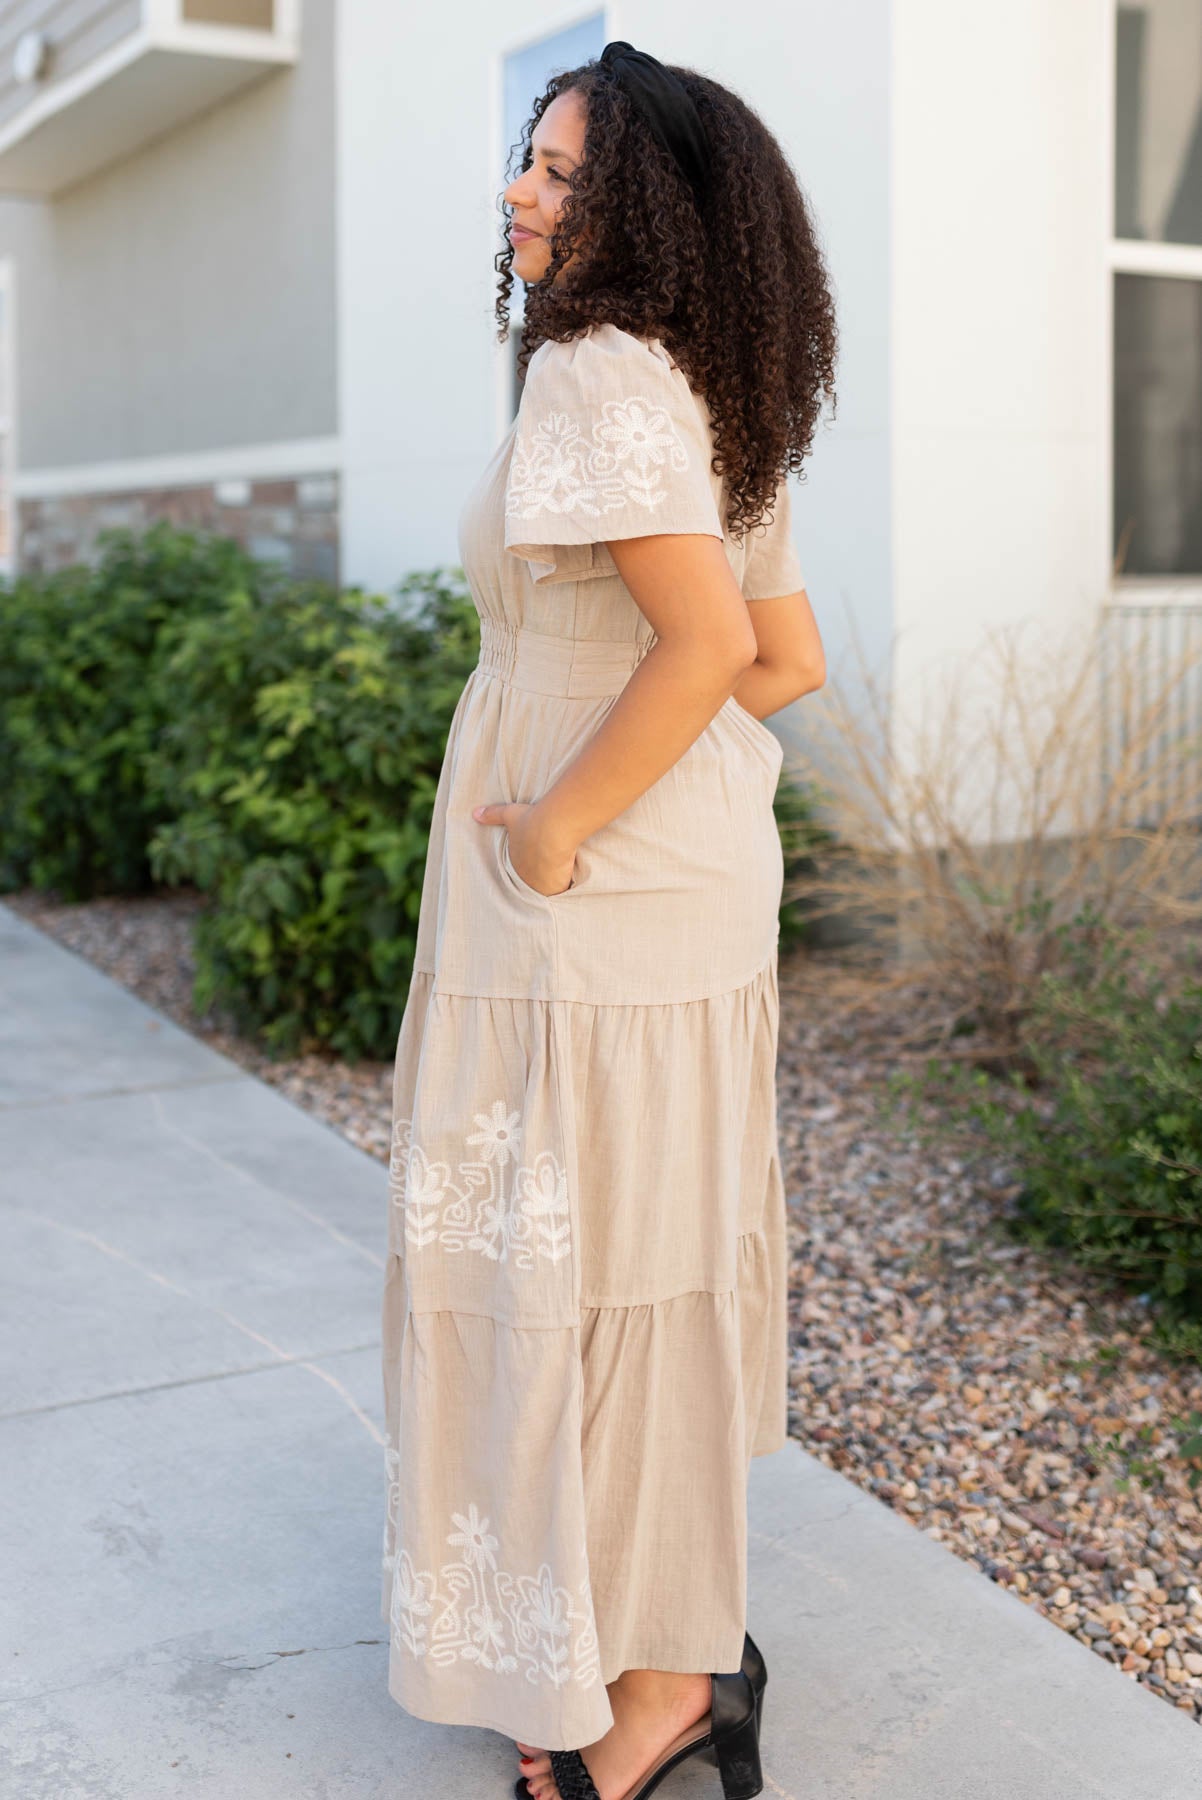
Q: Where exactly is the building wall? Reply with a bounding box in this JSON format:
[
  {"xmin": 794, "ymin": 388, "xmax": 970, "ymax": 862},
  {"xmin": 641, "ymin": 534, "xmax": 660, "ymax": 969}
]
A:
[
  {"xmin": 717, "ymin": 5, "xmax": 894, "ymax": 739},
  {"xmin": 336, "ymin": 0, "xmax": 502, "ymax": 598},
  {"xmin": 0, "ymin": 0, "xmax": 337, "ymax": 576},
  {"xmin": 891, "ymin": 0, "xmax": 1111, "ymax": 732},
  {"xmin": 19, "ymin": 470, "xmax": 338, "ymax": 578}
]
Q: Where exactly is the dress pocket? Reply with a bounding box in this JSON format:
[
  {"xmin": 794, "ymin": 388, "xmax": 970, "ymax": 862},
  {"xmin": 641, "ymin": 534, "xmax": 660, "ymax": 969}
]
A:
[
  {"xmin": 723, "ymin": 695, "xmax": 785, "ymax": 784},
  {"xmin": 501, "ymin": 832, "xmax": 578, "ymax": 902}
]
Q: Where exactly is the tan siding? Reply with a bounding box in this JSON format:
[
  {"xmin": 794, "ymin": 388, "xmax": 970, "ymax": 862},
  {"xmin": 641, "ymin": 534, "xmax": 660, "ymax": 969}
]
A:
[
  {"xmin": 0, "ymin": 0, "xmax": 334, "ymax": 470},
  {"xmin": 182, "ymin": 0, "xmax": 274, "ymax": 24}
]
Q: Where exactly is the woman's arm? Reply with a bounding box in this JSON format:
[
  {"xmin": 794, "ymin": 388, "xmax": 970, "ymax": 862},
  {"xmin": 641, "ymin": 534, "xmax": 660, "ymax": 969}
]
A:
[
  {"xmin": 474, "ymin": 531, "xmax": 759, "ymax": 892},
  {"xmin": 534, "ymin": 531, "xmax": 757, "ymax": 852},
  {"xmin": 730, "ymin": 587, "xmax": 826, "ymax": 722}
]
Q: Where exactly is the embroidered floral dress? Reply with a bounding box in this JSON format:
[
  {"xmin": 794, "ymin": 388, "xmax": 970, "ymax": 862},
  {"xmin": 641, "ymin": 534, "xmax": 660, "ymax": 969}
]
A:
[{"xmin": 380, "ymin": 321, "xmax": 806, "ymax": 1752}]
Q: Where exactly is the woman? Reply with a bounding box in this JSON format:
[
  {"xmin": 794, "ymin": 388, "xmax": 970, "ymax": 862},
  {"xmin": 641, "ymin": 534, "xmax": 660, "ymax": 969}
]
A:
[{"xmin": 380, "ymin": 40, "xmax": 835, "ymax": 1800}]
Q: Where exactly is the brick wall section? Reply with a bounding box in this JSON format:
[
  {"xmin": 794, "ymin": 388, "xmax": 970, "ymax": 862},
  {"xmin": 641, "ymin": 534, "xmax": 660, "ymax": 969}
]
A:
[{"xmin": 17, "ymin": 473, "xmax": 340, "ymax": 583}]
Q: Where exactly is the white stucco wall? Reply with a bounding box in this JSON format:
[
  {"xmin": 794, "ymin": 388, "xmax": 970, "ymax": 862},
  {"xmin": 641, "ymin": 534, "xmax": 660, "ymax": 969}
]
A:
[
  {"xmin": 713, "ymin": 6, "xmax": 893, "ymax": 739},
  {"xmin": 890, "ymin": 1, "xmax": 1112, "ymax": 726}
]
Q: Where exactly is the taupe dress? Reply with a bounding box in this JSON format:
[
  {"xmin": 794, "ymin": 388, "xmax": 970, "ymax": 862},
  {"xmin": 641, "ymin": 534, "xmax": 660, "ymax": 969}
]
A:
[{"xmin": 380, "ymin": 322, "xmax": 805, "ymax": 1752}]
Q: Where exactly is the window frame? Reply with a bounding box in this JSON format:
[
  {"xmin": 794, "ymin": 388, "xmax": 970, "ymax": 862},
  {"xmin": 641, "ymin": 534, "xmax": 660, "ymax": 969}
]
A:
[
  {"xmin": 495, "ymin": 12, "xmax": 607, "ymax": 432},
  {"xmin": 1106, "ymin": 0, "xmax": 1202, "ymax": 605}
]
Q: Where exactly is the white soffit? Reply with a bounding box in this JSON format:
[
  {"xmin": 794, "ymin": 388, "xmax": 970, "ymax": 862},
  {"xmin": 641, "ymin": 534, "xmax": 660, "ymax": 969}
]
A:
[{"xmin": 0, "ymin": 9, "xmax": 299, "ymax": 198}]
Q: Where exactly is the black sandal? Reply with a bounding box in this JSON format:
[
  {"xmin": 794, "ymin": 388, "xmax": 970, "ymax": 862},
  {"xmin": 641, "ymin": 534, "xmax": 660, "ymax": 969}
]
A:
[
  {"xmin": 512, "ymin": 1665, "xmax": 763, "ymax": 1800},
  {"xmin": 741, "ymin": 1629, "xmax": 767, "ymax": 1736},
  {"xmin": 693, "ymin": 1631, "xmax": 768, "ymax": 1770}
]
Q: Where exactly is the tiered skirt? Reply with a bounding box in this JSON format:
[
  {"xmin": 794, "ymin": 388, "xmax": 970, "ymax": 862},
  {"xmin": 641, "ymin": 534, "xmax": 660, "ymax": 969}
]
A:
[{"xmin": 379, "ymin": 954, "xmax": 788, "ymax": 1751}]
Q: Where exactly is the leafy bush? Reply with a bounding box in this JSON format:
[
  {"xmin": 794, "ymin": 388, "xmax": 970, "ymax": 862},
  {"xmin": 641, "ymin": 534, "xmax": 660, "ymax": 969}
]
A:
[
  {"xmin": 0, "ymin": 524, "xmax": 263, "ymax": 898},
  {"xmin": 898, "ymin": 926, "xmax": 1202, "ymax": 1361},
  {"xmin": 146, "ymin": 569, "xmax": 480, "ymax": 1061},
  {"xmin": 773, "ymin": 766, "xmax": 838, "ymax": 950}
]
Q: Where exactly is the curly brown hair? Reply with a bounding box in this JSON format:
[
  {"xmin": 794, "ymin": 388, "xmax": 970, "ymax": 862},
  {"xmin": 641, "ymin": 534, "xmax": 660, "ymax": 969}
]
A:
[{"xmin": 494, "ymin": 54, "xmax": 838, "ymax": 544}]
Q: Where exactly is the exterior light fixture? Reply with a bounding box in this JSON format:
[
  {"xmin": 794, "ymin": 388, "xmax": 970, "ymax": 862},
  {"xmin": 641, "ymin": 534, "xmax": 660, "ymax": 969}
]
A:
[{"xmin": 13, "ymin": 32, "xmax": 49, "ymax": 86}]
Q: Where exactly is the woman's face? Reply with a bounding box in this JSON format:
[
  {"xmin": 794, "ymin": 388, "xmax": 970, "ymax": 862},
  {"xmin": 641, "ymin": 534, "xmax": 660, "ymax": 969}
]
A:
[{"xmin": 503, "ymin": 90, "xmax": 587, "ymax": 284}]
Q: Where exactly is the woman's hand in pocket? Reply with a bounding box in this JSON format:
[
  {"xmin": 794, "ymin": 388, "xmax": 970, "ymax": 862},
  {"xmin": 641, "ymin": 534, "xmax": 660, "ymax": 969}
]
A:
[{"xmin": 472, "ymin": 799, "xmax": 578, "ymax": 897}]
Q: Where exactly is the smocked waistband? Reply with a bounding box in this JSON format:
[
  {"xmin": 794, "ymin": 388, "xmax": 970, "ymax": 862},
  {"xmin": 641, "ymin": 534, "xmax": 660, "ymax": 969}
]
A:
[{"xmin": 476, "ymin": 618, "xmax": 653, "ymax": 697}]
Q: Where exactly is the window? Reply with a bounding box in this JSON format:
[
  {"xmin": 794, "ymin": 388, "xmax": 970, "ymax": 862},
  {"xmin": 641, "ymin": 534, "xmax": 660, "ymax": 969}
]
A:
[
  {"xmin": 1112, "ymin": 1, "xmax": 1202, "ymax": 578},
  {"xmin": 501, "ymin": 14, "xmax": 606, "ymax": 410}
]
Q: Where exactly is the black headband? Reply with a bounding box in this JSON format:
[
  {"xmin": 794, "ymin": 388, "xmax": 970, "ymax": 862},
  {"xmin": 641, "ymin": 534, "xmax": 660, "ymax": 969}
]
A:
[{"xmin": 599, "ymin": 40, "xmax": 711, "ymax": 210}]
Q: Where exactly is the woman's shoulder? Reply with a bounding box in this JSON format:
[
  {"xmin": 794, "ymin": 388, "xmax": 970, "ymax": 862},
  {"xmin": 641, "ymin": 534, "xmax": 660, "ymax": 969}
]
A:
[
  {"xmin": 525, "ymin": 322, "xmax": 685, "ymax": 392},
  {"xmin": 505, "ymin": 322, "xmax": 725, "ymax": 581}
]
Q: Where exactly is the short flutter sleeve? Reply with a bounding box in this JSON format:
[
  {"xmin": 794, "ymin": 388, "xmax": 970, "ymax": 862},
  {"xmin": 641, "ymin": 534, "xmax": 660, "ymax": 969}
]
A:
[
  {"xmin": 741, "ymin": 475, "xmax": 806, "ymax": 601},
  {"xmin": 504, "ymin": 324, "xmax": 726, "ymax": 586}
]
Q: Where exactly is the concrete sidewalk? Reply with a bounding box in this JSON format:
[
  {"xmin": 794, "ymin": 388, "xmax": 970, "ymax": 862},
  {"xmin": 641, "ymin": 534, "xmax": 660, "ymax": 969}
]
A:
[{"xmin": 1, "ymin": 897, "xmax": 1200, "ymax": 1799}]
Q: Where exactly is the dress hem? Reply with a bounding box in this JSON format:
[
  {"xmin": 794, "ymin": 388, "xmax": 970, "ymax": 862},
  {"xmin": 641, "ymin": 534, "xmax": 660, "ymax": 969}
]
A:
[
  {"xmin": 385, "ymin": 1646, "xmax": 750, "ymax": 1750},
  {"xmin": 384, "ymin": 1680, "xmax": 612, "ymax": 1753}
]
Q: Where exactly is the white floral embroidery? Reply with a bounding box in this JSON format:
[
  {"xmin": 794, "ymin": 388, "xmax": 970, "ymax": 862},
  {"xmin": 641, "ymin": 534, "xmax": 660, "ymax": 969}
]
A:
[
  {"xmin": 465, "ymin": 1099, "xmax": 522, "ymax": 1164},
  {"xmin": 387, "ymin": 1497, "xmax": 602, "ymax": 1692},
  {"xmin": 506, "ymin": 393, "xmax": 692, "ymax": 520},
  {"xmin": 389, "ymin": 1103, "xmax": 571, "ymax": 1267}
]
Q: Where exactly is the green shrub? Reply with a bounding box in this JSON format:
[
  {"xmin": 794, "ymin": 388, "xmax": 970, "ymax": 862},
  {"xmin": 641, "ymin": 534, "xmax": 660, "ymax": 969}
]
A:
[
  {"xmin": 0, "ymin": 524, "xmax": 264, "ymax": 898},
  {"xmin": 146, "ymin": 568, "xmax": 480, "ymax": 1061},
  {"xmin": 773, "ymin": 766, "xmax": 837, "ymax": 950},
  {"xmin": 902, "ymin": 926, "xmax": 1202, "ymax": 1361}
]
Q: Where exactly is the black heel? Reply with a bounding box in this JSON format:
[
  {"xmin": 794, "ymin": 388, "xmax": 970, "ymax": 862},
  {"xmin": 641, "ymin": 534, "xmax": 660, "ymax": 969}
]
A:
[
  {"xmin": 515, "ymin": 1667, "xmax": 763, "ymax": 1800},
  {"xmin": 703, "ymin": 1635, "xmax": 766, "ymax": 1773},
  {"xmin": 741, "ymin": 1628, "xmax": 766, "ymax": 1738},
  {"xmin": 712, "ymin": 1677, "xmax": 763, "ymax": 1800}
]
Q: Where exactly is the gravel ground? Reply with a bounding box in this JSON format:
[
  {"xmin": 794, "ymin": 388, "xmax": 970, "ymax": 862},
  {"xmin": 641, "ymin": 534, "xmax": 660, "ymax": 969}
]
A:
[{"xmin": 7, "ymin": 885, "xmax": 1202, "ymax": 1724}]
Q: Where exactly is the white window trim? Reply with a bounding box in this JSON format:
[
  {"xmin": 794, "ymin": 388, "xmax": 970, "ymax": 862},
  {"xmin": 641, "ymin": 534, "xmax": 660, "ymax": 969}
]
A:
[
  {"xmin": 1110, "ymin": 238, "xmax": 1202, "ymax": 279},
  {"xmin": 1104, "ymin": 0, "xmax": 1202, "ymax": 607},
  {"xmin": 493, "ymin": 11, "xmax": 607, "ymax": 433},
  {"xmin": 14, "ymin": 436, "xmax": 341, "ymax": 500}
]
